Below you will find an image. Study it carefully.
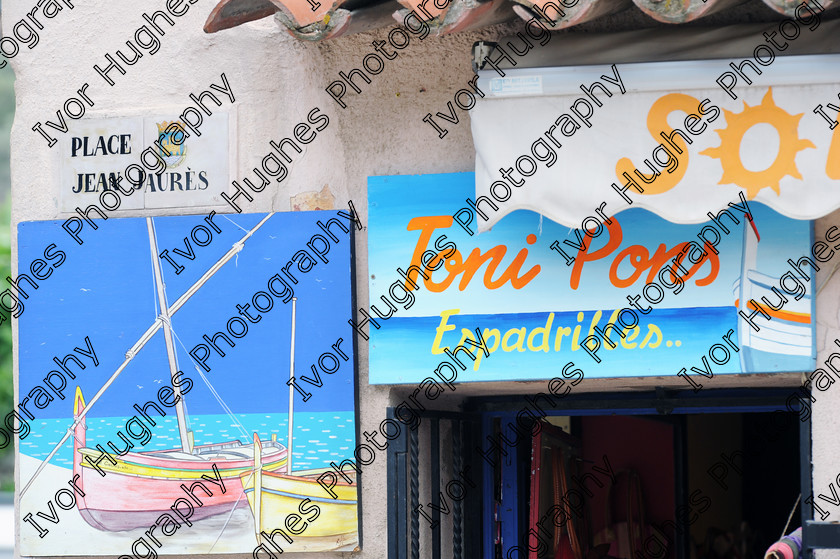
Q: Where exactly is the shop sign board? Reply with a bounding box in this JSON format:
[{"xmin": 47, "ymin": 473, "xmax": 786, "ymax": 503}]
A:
[
  {"xmin": 58, "ymin": 112, "xmax": 231, "ymax": 212},
  {"xmin": 367, "ymin": 172, "xmax": 815, "ymax": 384}
]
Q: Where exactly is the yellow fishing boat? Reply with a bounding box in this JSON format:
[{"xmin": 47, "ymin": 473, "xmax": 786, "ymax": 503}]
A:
[
  {"xmin": 238, "ymin": 298, "xmax": 358, "ymax": 551},
  {"xmin": 239, "ymin": 434, "xmax": 358, "ymax": 550}
]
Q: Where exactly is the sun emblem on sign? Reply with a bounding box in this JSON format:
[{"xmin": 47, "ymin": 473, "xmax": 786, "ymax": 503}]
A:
[{"xmin": 700, "ymin": 88, "xmax": 815, "ymax": 199}]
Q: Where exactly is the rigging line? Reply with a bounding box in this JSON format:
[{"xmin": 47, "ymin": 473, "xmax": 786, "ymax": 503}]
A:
[
  {"xmin": 176, "ymin": 212, "xmax": 274, "ymax": 302},
  {"xmin": 200, "ymin": 366, "xmax": 249, "ymax": 438},
  {"xmin": 159, "ymin": 315, "xmax": 191, "ymax": 427},
  {"xmin": 168, "ymin": 326, "xmax": 249, "ymax": 439},
  {"xmin": 220, "ymin": 213, "xmax": 249, "ymax": 234},
  {"xmin": 69, "ymin": 427, "xmax": 85, "ymax": 454},
  {"xmin": 20, "ymin": 213, "xmax": 276, "ymax": 497},
  {"xmin": 195, "ymin": 365, "xmax": 249, "ymax": 439},
  {"xmin": 209, "ymin": 470, "xmax": 253, "ymax": 552}
]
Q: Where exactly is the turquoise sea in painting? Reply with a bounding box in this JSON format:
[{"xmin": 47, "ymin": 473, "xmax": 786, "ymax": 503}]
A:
[{"xmin": 20, "ymin": 411, "xmax": 356, "ymax": 471}]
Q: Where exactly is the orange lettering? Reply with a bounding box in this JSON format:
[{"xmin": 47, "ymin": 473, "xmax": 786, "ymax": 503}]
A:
[
  {"xmin": 646, "ymin": 243, "xmax": 689, "ymax": 284},
  {"xmin": 425, "ymin": 249, "xmax": 462, "ymax": 293},
  {"xmin": 501, "ymin": 236, "xmax": 542, "ymax": 289},
  {"xmin": 686, "ymin": 242, "xmax": 719, "ymax": 287},
  {"xmin": 459, "ymin": 246, "xmax": 507, "ymax": 290},
  {"xmin": 573, "ymin": 218, "xmax": 722, "ymax": 289},
  {"xmin": 609, "ymin": 245, "xmax": 649, "ymax": 288},
  {"xmin": 407, "ymin": 216, "xmax": 540, "ymax": 292},
  {"xmin": 615, "ymin": 93, "xmax": 700, "ymax": 196},
  {"xmin": 406, "ymin": 215, "xmax": 453, "ymax": 288},
  {"xmin": 570, "ymin": 219, "xmax": 623, "ymax": 290},
  {"xmin": 458, "ymin": 245, "xmax": 540, "ymax": 290}
]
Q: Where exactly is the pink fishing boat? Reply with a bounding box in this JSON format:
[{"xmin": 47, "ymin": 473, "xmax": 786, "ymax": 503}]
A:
[
  {"xmin": 72, "ymin": 387, "xmax": 287, "ymax": 531},
  {"xmin": 19, "ymin": 215, "xmax": 290, "ymax": 532}
]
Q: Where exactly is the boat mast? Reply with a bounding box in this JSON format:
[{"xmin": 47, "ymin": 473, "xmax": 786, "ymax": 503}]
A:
[
  {"xmin": 738, "ymin": 212, "xmax": 760, "ymax": 374},
  {"xmin": 147, "ymin": 217, "xmax": 193, "ymax": 454},
  {"xmin": 287, "ymin": 297, "xmax": 296, "ymax": 474},
  {"xmin": 253, "ymin": 434, "xmax": 264, "ymax": 539}
]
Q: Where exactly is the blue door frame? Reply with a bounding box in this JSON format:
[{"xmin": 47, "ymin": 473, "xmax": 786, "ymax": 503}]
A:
[
  {"xmin": 467, "ymin": 387, "xmax": 840, "ymax": 559},
  {"xmin": 386, "ymin": 388, "xmax": 840, "ymax": 559}
]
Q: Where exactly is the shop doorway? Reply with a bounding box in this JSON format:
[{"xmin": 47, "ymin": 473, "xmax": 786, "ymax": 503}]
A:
[
  {"xmin": 489, "ymin": 411, "xmax": 800, "ymax": 559},
  {"xmin": 384, "ymin": 388, "xmax": 809, "ymax": 559}
]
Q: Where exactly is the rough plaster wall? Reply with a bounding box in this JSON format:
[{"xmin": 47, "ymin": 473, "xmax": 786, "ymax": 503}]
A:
[
  {"xmin": 6, "ymin": 0, "xmax": 840, "ymax": 557},
  {"xmin": 2, "ymin": 1, "xmax": 502, "ymax": 557},
  {"xmin": 811, "ymin": 212, "xmax": 840, "ymax": 559}
]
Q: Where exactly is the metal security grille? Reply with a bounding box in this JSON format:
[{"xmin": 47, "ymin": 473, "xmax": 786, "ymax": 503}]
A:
[{"xmin": 386, "ymin": 408, "xmax": 482, "ymax": 559}]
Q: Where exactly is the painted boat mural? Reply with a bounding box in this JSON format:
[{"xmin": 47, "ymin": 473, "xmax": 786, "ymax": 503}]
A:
[
  {"xmin": 17, "ymin": 211, "xmax": 358, "ymax": 555},
  {"xmin": 66, "ymin": 216, "xmax": 289, "ymax": 532},
  {"xmin": 240, "ymin": 435, "xmax": 358, "ymax": 551},
  {"xmin": 237, "ymin": 297, "xmax": 358, "ymax": 550},
  {"xmin": 733, "ymin": 213, "xmax": 814, "ymax": 373},
  {"xmin": 72, "ymin": 387, "xmax": 287, "ymax": 531}
]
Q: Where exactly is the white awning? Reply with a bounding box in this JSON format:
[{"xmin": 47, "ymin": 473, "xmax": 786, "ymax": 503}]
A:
[{"xmin": 471, "ymin": 28, "xmax": 840, "ymax": 231}]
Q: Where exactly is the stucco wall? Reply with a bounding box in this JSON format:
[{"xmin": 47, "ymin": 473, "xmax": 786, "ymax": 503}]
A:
[
  {"xmin": 4, "ymin": 1, "xmax": 498, "ymax": 557},
  {"xmin": 6, "ymin": 0, "xmax": 840, "ymax": 557},
  {"xmin": 810, "ymin": 215, "xmax": 840, "ymax": 558}
]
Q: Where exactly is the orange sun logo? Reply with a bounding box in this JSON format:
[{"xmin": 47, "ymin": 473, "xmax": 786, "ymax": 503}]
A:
[{"xmin": 700, "ymin": 88, "xmax": 815, "ymax": 200}]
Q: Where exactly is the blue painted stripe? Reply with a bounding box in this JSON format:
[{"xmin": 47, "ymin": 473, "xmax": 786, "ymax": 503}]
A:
[{"xmin": 243, "ymin": 487, "xmax": 356, "ymax": 505}]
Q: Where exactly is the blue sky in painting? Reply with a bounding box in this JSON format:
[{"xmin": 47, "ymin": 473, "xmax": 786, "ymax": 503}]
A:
[{"xmin": 17, "ymin": 211, "xmax": 356, "ymax": 418}]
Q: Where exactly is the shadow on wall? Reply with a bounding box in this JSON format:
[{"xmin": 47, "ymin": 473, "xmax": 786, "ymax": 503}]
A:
[
  {"xmin": 0, "ymin": 65, "xmax": 14, "ymax": 492},
  {"xmin": 0, "ymin": 67, "xmax": 13, "ymax": 201}
]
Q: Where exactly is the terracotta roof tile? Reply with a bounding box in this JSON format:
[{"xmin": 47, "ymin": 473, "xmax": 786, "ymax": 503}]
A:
[
  {"xmin": 760, "ymin": 0, "xmax": 833, "ymax": 15},
  {"xmin": 632, "ymin": 0, "xmax": 747, "ymax": 24},
  {"xmin": 204, "ymin": 0, "xmax": 278, "ymax": 32},
  {"xmin": 205, "ymin": 0, "xmax": 839, "ymax": 39},
  {"xmin": 511, "ymin": 0, "xmax": 628, "ymax": 28},
  {"xmin": 392, "ymin": 0, "xmax": 512, "ymax": 35}
]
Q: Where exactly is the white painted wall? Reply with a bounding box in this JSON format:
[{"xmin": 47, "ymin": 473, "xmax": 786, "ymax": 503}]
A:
[
  {"xmin": 4, "ymin": 1, "xmax": 503, "ymax": 557},
  {"xmin": 6, "ymin": 0, "xmax": 840, "ymax": 557},
  {"xmin": 809, "ymin": 215, "xmax": 840, "ymax": 559}
]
